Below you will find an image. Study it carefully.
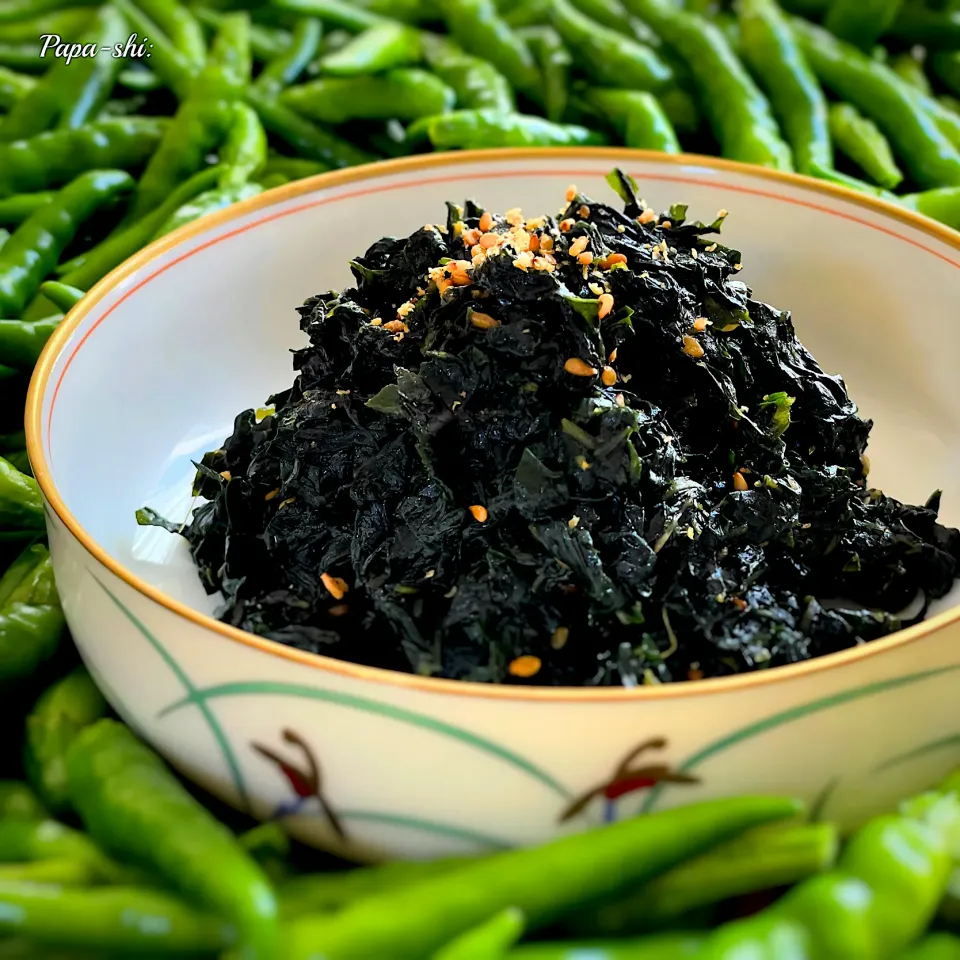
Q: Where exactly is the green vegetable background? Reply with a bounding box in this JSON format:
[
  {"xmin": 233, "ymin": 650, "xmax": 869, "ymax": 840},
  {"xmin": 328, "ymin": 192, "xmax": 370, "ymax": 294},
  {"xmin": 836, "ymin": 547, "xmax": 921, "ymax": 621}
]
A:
[{"xmin": 0, "ymin": 0, "xmax": 959, "ymax": 956}]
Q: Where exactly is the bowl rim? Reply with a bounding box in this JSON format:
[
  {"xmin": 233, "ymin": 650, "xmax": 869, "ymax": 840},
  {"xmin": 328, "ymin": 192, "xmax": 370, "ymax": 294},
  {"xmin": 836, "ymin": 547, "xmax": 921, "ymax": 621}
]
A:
[{"xmin": 25, "ymin": 146, "xmax": 960, "ymax": 702}]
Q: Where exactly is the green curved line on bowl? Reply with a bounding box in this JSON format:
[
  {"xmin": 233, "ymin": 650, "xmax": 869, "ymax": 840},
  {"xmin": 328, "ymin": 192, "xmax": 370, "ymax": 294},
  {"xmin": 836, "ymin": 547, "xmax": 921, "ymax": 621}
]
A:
[
  {"xmin": 158, "ymin": 681, "xmax": 572, "ymax": 801},
  {"xmin": 808, "ymin": 776, "xmax": 840, "ymax": 824},
  {"xmin": 338, "ymin": 810, "xmax": 511, "ymax": 851},
  {"xmin": 873, "ymin": 732, "xmax": 960, "ymax": 774},
  {"xmin": 91, "ymin": 573, "xmax": 251, "ymax": 811},
  {"xmin": 641, "ymin": 662, "xmax": 960, "ymax": 815}
]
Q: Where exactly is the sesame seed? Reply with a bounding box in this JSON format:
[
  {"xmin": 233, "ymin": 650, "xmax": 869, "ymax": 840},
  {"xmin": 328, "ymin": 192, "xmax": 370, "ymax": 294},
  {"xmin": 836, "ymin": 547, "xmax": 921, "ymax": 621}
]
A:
[
  {"xmin": 469, "ymin": 504, "xmax": 488, "ymax": 523},
  {"xmin": 578, "ymin": 204, "xmax": 590, "ymax": 218},
  {"xmin": 264, "ymin": 488, "xmax": 280, "ymax": 501},
  {"xmin": 564, "ymin": 357, "xmax": 598, "ymax": 377},
  {"xmin": 219, "ymin": 470, "xmax": 232, "ymax": 481},
  {"xmin": 559, "ymin": 218, "xmax": 575, "ymax": 232},
  {"xmin": 588, "ymin": 282, "xmax": 603, "ymax": 296},
  {"xmin": 638, "ymin": 209, "xmax": 657, "ymax": 224},
  {"xmin": 616, "ymin": 224, "xmax": 625, "ymax": 233},
  {"xmin": 568, "ymin": 515, "xmax": 580, "ymax": 529},
  {"xmin": 608, "ymin": 348, "xmax": 618, "ymax": 362},
  {"xmin": 577, "ymin": 456, "xmax": 592, "ymax": 470},
  {"xmin": 734, "ymin": 263, "xmax": 743, "ymax": 271},
  {"xmin": 733, "ymin": 471, "xmax": 748, "ymax": 491},
  {"xmin": 661, "ymin": 220, "xmax": 672, "ymax": 229},
  {"xmin": 693, "ymin": 317, "xmax": 709, "ymax": 332},
  {"xmin": 321, "ymin": 572, "xmax": 349, "ymax": 600},
  {"xmin": 424, "ymin": 569, "xmax": 435, "ymax": 579},
  {"xmin": 509, "ymin": 655, "xmax": 542, "ymax": 678},
  {"xmin": 569, "ymin": 235, "xmax": 589, "ymax": 257},
  {"xmin": 601, "ymin": 365, "xmax": 617, "ymax": 386},
  {"xmin": 479, "ymin": 211, "xmax": 494, "ymax": 232},
  {"xmin": 717, "ymin": 209, "xmax": 728, "ymax": 218},
  {"xmin": 615, "ymin": 393, "xmax": 625, "ymax": 406},
  {"xmin": 336, "ymin": 389, "xmax": 350, "ymax": 395},
  {"xmin": 691, "ymin": 248, "xmax": 698, "ymax": 259},
  {"xmin": 704, "ymin": 243, "xmax": 717, "ymax": 252},
  {"xmin": 565, "ymin": 184, "xmax": 578, "ymax": 202},
  {"xmin": 329, "ymin": 604, "xmax": 348, "ymax": 616},
  {"xmin": 551, "ymin": 626, "xmax": 569, "ymax": 650},
  {"xmin": 470, "ymin": 311, "xmax": 500, "ymax": 330},
  {"xmin": 682, "ymin": 335, "xmax": 704, "ymax": 358},
  {"xmin": 598, "ymin": 293, "xmax": 614, "ymax": 319}
]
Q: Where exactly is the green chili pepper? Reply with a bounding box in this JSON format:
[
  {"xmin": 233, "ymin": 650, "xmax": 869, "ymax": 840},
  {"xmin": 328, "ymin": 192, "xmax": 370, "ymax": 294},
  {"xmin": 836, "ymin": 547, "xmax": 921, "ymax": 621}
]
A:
[
  {"xmin": 0, "ymin": 44, "xmax": 44, "ymax": 73},
  {"xmin": 282, "ymin": 68, "xmax": 455, "ymax": 123},
  {"xmin": 112, "ymin": 0, "xmax": 198, "ymax": 100},
  {"xmin": 55, "ymin": 164, "xmax": 224, "ymax": 289},
  {"xmin": 0, "ymin": 7, "xmax": 93, "ymax": 41},
  {"xmin": 442, "ymin": 0, "xmax": 541, "ymax": 100},
  {"xmin": 932, "ymin": 51, "xmax": 960, "ymax": 99},
  {"xmin": 0, "ymin": 818, "xmax": 120, "ymax": 882},
  {"xmin": 517, "ymin": 26, "xmax": 571, "ymax": 123},
  {"xmin": 260, "ymin": 155, "xmax": 329, "ymax": 180},
  {"xmin": 551, "ymin": 0, "xmax": 673, "ymax": 93},
  {"xmin": 825, "ymin": 0, "xmax": 905, "ymax": 52},
  {"xmin": 218, "ymin": 103, "xmax": 268, "ymax": 189},
  {"xmin": 697, "ymin": 914, "xmax": 812, "ymax": 959},
  {"xmin": 897, "ymin": 934, "xmax": 960, "ymax": 960},
  {"xmin": 116, "ymin": 66, "xmax": 164, "ymax": 93},
  {"xmin": 152, "ymin": 181, "xmax": 263, "ymax": 238},
  {"xmin": 891, "ymin": 52, "xmax": 933, "ymax": 95},
  {"xmin": 502, "ymin": 0, "xmax": 552, "ymax": 29},
  {"xmin": 251, "ymin": 16, "xmax": 322, "ymax": 97},
  {"xmin": 0, "ymin": 431, "xmax": 24, "ymax": 452},
  {"xmin": 209, "ymin": 9, "xmax": 252, "ymax": 87},
  {"xmin": 0, "ymin": 317, "xmax": 62, "ymax": 368},
  {"xmin": 737, "ymin": 0, "xmax": 831, "ymax": 175},
  {"xmin": 0, "ymin": 194, "xmax": 54, "ymax": 227},
  {"xmin": 0, "ymin": 859, "xmax": 99, "ymax": 887},
  {"xmin": 126, "ymin": 37, "xmax": 247, "ymax": 220},
  {"xmin": 792, "ymin": 17, "xmax": 960, "ymax": 188},
  {"xmin": 0, "ymin": 782, "xmax": 46, "ymax": 821},
  {"xmin": 66, "ymin": 719, "xmax": 278, "ymax": 960},
  {"xmin": 624, "ymin": 92, "xmax": 681, "ymax": 151},
  {"xmin": 0, "ymin": 0, "xmax": 91, "ymax": 22},
  {"xmin": 0, "ymin": 118, "xmax": 168, "ymax": 199},
  {"xmin": 0, "ymin": 66, "xmax": 34, "ymax": 111},
  {"xmin": 564, "ymin": 821, "xmax": 837, "ymax": 937},
  {"xmin": 257, "ymin": 172, "xmax": 290, "ymax": 189},
  {"xmin": 0, "ymin": 169, "xmax": 132, "ymax": 316},
  {"xmin": 0, "ymin": 540, "xmax": 63, "ymax": 679},
  {"xmin": 196, "ymin": 5, "xmax": 294, "ymax": 62},
  {"xmin": 135, "ymin": 0, "xmax": 207, "ymax": 69},
  {"xmin": 278, "ymin": 857, "xmax": 476, "ymax": 920},
  {"xmin": 271, "ymin": 0, "xmax": 384, "ymax": 33},
  {"xmin": 57, "ymin": 5, "xmax": 130, "ymax": 131},
  {"xmin": 0, "ymin": 6, "xmax": 129, "ymax": 143},
  {"xmin": 421, "ymin": 33, "xmax": 514, "ymax": 112},
  {"xmin": 568, "ymin": 0, "xmax": 659, "ymax": 46},
  {"xmin": 412, "ymin": 109, "xmax": 607, "ymax": 149},
  {"xmin": 24, "ymin": 668, "xmax": 108, "ymax": 817},
  {"xmin": 0, "ymin": 880, "xmax": 235, "ymax": 954},
  {"xmin": 506, "ymin": 934, "xmax": 707, "ymax": 960},
  {"xmin": 626, "ymin": 0, "xmax": 793, "ymax": 169},
  {"xmin": 890, "ymin": 5, "xmax": 960, "ymax": 49},
  {"xmin": 694, "ymin": 784, "xmax": 960, "ymax": 959},
  {"xmin": 433, "ymin": 907, "xmax": 525, "ymax": 960},
  {"xmin": 828, "ymin": 101, "xmax": 903, "ymax": 188},
  {"xmin": 3, "ymin": 450, "xmax": 31, "ymax": 478},
  {"xmin": 246, "ymin": 88, "xmax": 376, "ymax": 168},
  {"xmin": 318, "ymin": 21, "xmax": 421, "ymax": 75},
  {"xmin": 37, "ymin": 282, "xmax": 83, "ymax": 314},
  {"xmin": 283, "ymin": 794, "xmax": 802, "ymax": 959},
  {"xmin": 0, "ymin": 231, "xmax": 9, "ymax": 256}
]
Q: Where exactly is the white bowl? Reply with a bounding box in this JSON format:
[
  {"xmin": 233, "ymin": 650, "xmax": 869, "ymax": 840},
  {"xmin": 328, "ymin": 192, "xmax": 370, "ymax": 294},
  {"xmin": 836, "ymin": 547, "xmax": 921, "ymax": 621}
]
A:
[{"xmin": 25, "ymin": 149, "xmax": 960, "ymax": 861}]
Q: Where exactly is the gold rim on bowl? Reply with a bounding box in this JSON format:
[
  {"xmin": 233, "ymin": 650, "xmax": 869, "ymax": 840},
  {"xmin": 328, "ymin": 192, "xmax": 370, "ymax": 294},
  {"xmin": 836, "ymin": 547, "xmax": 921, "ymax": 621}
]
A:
[{"xmin": 24, "ymin": 147, "xmax": 960, "ymax": 702}]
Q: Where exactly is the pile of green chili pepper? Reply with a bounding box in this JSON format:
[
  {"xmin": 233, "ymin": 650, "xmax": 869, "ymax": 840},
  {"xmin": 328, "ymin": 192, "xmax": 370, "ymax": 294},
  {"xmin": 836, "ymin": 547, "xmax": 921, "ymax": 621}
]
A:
[{"xmin": 2, "ymin": 0, "xmax": 960, "ymax": 955}]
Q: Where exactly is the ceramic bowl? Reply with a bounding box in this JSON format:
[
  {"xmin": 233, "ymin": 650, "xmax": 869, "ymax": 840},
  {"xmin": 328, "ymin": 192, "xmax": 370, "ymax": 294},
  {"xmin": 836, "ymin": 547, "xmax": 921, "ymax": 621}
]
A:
[{"xmin": 25, "ymin": 149, "xmax": 960, "ymax": 862}]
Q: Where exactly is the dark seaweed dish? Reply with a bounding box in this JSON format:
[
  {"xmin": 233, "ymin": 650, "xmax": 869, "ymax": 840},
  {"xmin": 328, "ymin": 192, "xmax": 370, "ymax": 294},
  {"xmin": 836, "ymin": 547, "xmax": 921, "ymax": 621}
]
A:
[{"xmin": 140, "ymin": 169, "xmax": 960, "ymax": 687}]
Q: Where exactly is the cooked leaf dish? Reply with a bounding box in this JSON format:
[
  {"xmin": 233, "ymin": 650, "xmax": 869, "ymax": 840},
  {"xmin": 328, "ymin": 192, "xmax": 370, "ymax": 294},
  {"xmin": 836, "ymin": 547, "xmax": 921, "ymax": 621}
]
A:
[{"xmin": 142, "ymin": 170, "xmax": 960, "ymax": 687}]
